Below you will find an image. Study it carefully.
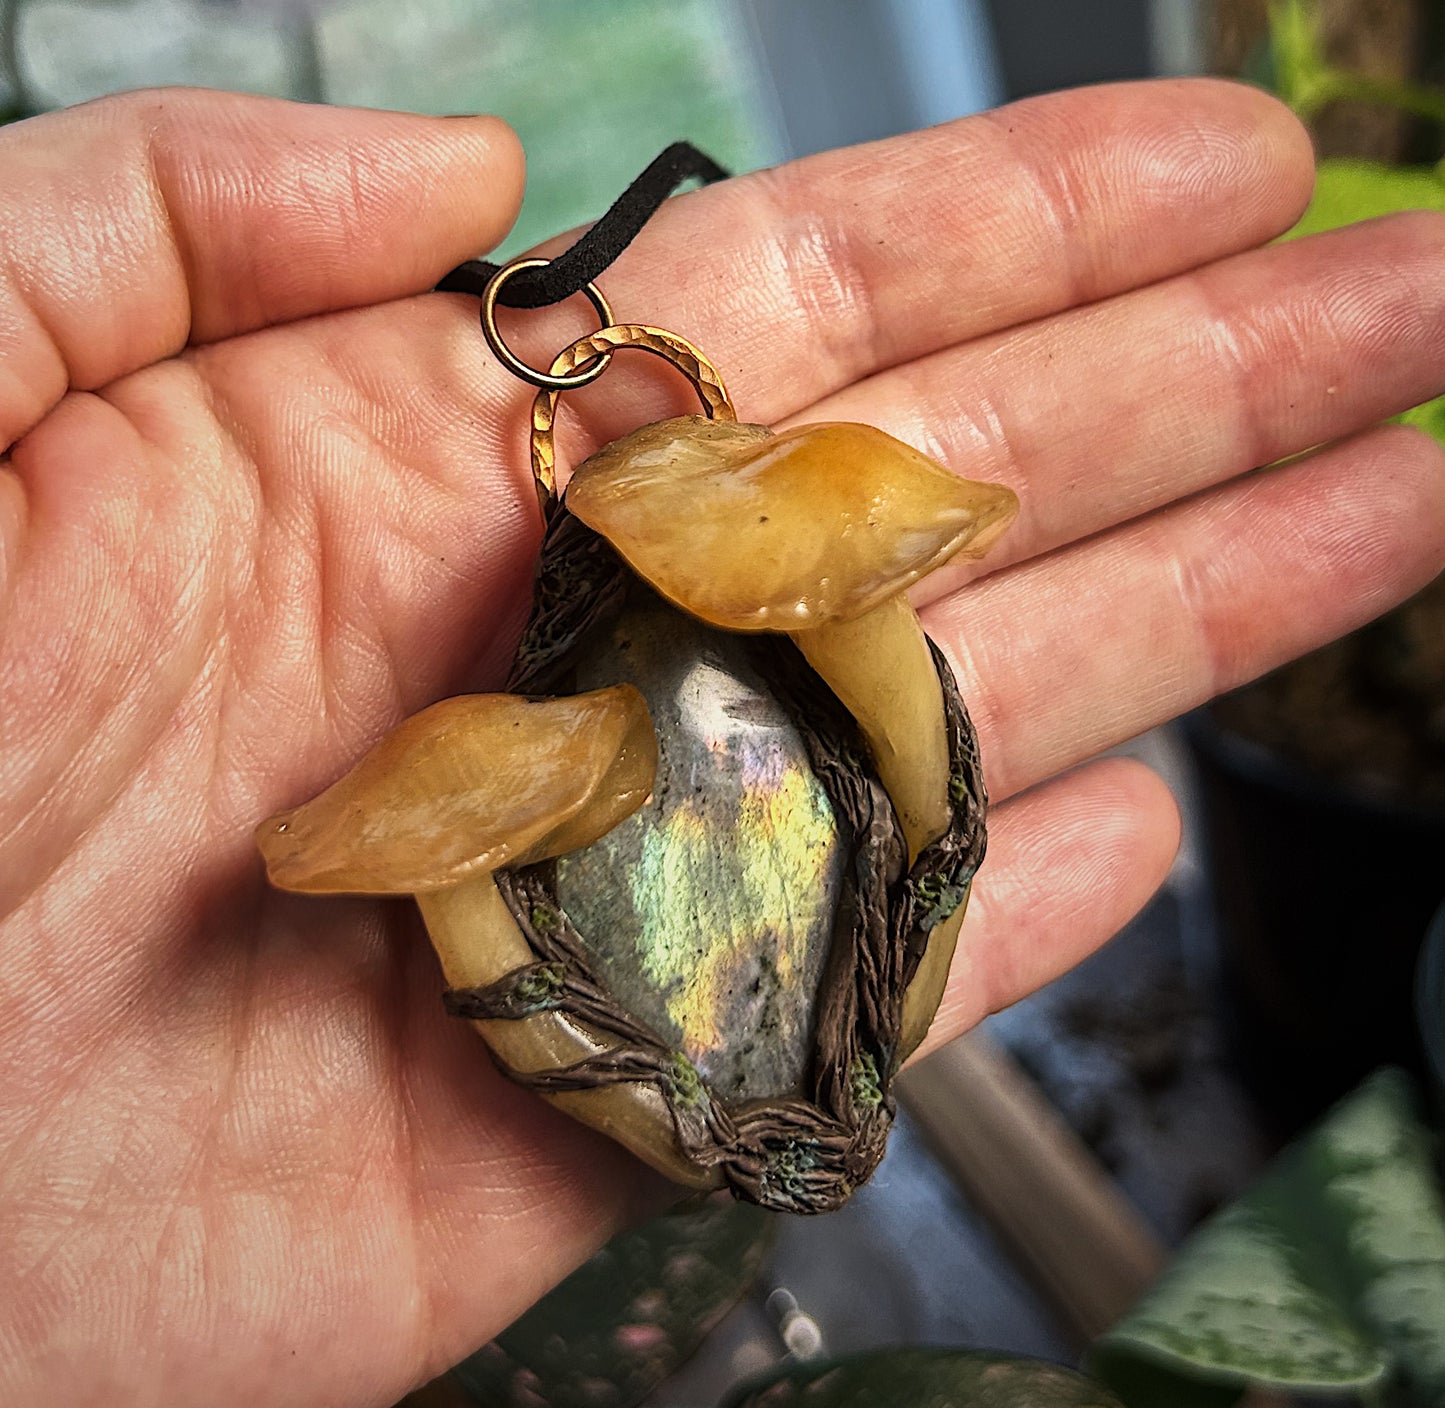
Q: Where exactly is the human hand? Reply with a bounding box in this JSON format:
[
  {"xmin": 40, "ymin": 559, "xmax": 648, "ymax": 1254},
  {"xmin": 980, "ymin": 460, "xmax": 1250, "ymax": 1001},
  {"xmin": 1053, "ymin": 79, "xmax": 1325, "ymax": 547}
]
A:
[{"xmin": 1, "ymin": 82, "xmax": 1441, "ymax": 1407}]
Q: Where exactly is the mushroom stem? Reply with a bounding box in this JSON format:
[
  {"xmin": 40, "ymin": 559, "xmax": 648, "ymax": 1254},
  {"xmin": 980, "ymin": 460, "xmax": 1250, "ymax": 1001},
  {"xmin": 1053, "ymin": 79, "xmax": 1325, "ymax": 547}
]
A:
[
  {"xmin": 897, "ymin": 895, "xmax": 970, "ymax": 1063},
  {"xmin": 419, "ymin": 875, "xmax": 717, "ymax": 1189},
  {"xmin": 790, "ymin": 593, "xmax": 951, "ymax": 862}
]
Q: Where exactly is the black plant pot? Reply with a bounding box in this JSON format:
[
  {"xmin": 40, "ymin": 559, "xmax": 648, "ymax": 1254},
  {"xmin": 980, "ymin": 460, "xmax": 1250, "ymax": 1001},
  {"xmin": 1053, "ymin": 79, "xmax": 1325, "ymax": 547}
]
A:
[
  {"xmin": 1417, "ymin": 901, "xmax": 1445, "ymax": 1113},
  {"xmin": 1184, "ymin": 708, "xmax": 1445, "ymax": 1132}
]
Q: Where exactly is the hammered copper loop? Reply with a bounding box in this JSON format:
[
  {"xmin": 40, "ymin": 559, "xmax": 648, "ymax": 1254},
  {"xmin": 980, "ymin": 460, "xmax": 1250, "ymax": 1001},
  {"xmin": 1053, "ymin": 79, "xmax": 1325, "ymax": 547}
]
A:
[
  {"xmin": 529, "ymin": 325, "xmax": 737, "ymax": 518},
  {"xmin": 479, "ymin": 256, "xmax": 616, "ymax": 393}
]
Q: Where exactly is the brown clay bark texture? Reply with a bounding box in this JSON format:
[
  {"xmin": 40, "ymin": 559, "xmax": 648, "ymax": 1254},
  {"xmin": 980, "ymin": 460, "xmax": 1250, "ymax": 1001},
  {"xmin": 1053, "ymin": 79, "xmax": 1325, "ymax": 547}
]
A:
[{"xmin": 447, "ymin": 505, "xmax": 988, "ymax": 1213}]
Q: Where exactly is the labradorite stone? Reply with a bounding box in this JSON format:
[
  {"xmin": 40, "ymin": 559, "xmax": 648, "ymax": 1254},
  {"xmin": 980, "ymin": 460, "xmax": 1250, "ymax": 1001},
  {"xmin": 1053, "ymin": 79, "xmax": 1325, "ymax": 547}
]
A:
[{"xmin": 555, "ymin": 598, "xmax": 846, "ymax": 1102}]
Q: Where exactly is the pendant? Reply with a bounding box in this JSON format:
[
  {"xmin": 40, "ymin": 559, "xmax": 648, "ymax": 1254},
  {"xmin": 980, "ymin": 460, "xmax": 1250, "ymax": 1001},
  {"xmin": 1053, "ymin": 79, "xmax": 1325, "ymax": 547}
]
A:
[{"xmin": 257, "ymin": 264, "xmax": 1017, "ymax": 1213}]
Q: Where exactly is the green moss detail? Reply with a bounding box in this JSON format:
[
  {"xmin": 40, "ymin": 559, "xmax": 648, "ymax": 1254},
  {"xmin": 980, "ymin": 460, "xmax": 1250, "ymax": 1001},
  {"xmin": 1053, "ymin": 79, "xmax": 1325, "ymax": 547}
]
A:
[
  {"xmin": 665, "ymin": 1053, "xmax": 707, "ymax": 1109},
  {"xmin": 850, "ymin": 1053, "xmax": 883, "ymax": 1109},
  {"xmin": 513, "ymin": 962, "xmax": 567, "ymax": 1012},
  {"xmin": 760, "ymin": 1139, "xmax": 823, "ymax": 1204},
  {"xmin": 948, "ymin": 771, "xmax": 972, "ymax": 808},
  {"xmin": 529, "ymin": 902, "xmax": 561, "ymax": 934},
  {"xmin": 912, "ymin": 873, "xmax": 968, "ymax": 930}
]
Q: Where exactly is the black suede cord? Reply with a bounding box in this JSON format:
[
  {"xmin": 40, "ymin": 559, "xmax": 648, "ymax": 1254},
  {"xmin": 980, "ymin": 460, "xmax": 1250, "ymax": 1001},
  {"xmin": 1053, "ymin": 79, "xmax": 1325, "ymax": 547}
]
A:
[{"xmin": 435, "ymin": 141, "xmax": 729, "ymax": 308}]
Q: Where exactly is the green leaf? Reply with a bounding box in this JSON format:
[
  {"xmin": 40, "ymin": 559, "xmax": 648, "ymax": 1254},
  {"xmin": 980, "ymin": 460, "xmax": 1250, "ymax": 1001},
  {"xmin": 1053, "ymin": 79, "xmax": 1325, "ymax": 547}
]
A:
[
  {"xmin": 1265, "ymin": 2, "xmax": 1445, "ymax": 124},
  {"xmin": 451, "ymin": 1198, "xmax": 774, "ymax": 1408},
  {"xmin": 1267, "ymin": 0, "xmax": 1332, "ymax": 116},
  {"xmin": 1288, "ymin": 159, "xmax": 1445, "ymax": 240},
  {"xmin": 1402, "ymin": 396, "xmax": 1445, "ymax": 449},
  {"xmin": 723, "ymin": 1349, "xmax": 1125, "ymax": 1408},
  {"xmin": 1093, "ymin": 1070, "xmax": 1445, "ymax": 1405}
]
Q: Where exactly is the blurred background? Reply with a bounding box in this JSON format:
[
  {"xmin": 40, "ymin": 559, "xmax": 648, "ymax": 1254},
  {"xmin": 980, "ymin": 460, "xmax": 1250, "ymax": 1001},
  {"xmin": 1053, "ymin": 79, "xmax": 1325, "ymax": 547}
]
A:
[
  {"xmin": 0, "ymin": 0, "xmax": 1188, "ymax": 249},
  {"xmin": 9, "ymin": 2, "xmax": 1443, "ymax": 1405}
]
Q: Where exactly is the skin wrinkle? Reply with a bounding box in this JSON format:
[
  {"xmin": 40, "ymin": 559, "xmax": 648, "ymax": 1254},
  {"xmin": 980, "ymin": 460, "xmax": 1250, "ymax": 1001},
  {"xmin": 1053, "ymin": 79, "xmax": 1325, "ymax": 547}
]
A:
[
  {"xmin": 385, "ymin": 924, "xmax": 451, "ymax": 1395},
  {"xmin": 971, "ymin": 90, "xmax": 1284, "ymax": 308},
  {"xmin": 139, "ymin": 118, "xmax": 200, "ymax": 373},
  {"xmin": 0, "ymin": 454, "xmax": 26, "ymax": 609},
  {"xmin": 2, "ymin": 803, "xmax": 185, "ymax": 1067},
  {"xmin": 114, "ymin": 1102, "xmax": 200, "ymax": 1372},
  {"xmin": 0, "ymin": 458, "xmax": 221, "ymax": 912},
  {"xmin": 984, "ymin": 105, "xmax": 1092, "ymax": 315},
  {"xmin": 24, "ymin": 126, "xmax": 183, "ymax": 395},
  {"xmin": 174, "ymin": 156, "xmax": 278, "ymax": 338},
  {"xmin": 188, "ymin": 346, "xmax": 336, "ymax": 797},
  {"xmin": 307, "ymin": 335, "xmax": 494, "ymax": 707},
  {"xmin": 0, "ymin": 632, "xmax": 166, "ymax": 908},
  {"xmin": 779, "ymin": 201, "xmax": 884, "ymax": 391},
  {"xmin": 0, "ymin": 988, "xmax": 120, "ymax": 1194},
  {"xmin": 0, "ymin": 297, "xmax": 66, "ymax": 452},
  {"xmin": 1159, "ymin": 514, "xmax": 1240, "ymax": 707},
  {"xmin": 203, "ymin": 314, "xmax": 507, "ymax": 755},
  {"xmin": 1195, "ymin": 266, "xmax": 1323, "ymax": 481},
  {"xmin": 6, "ymin": 1053, "xmax": 164, "ymax": 1302},
  {"xmin": 283, "ymin": 406, "xmax": 372, "ymax": 749}
]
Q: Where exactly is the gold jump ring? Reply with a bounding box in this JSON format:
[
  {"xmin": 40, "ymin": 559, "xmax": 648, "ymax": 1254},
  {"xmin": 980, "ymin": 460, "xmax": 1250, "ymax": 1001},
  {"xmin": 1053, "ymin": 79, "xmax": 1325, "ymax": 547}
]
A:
[
  {"xmin": 479, "ymin": 257, "xmax": 614, "ymax": 391},
  {"xmin": 528, "ymin": 324, "xmax": 735, "ymax": 518}
]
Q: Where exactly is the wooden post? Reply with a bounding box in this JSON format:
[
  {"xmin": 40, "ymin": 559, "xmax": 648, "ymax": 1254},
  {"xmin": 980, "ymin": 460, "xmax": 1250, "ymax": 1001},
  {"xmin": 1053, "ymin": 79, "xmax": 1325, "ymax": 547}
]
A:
[{"xmin": 897, "ymin": 1030, "xmax": 1168, "ymax": 1345}]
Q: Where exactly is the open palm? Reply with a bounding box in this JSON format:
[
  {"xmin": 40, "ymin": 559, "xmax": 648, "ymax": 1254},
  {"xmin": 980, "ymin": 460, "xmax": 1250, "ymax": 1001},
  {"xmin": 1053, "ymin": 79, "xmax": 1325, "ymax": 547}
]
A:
[{"xmin": 2, "ymin": 83, "xmax": 1442, "ymax": 1407}]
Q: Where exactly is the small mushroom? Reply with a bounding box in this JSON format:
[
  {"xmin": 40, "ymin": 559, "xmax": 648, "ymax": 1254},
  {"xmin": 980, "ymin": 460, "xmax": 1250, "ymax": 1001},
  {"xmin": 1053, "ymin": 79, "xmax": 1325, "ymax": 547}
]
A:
[
  {"xmin": 257, "ymin": 685, "xmax": 658, "ymax": 895},
  {"xmin": 566, "ymin": 415, "xmax": 1018, "ymax": 632},
  {"xmin": 256, "ymin": 684, "xmax": 715, "ymax": 1186}
]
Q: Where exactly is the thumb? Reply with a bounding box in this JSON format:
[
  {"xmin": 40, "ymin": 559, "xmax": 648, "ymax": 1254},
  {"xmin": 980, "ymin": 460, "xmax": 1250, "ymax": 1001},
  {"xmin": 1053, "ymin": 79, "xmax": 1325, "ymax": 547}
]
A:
[{"xmin": 0, "ymin": 89, "xmax": 525, "ymax": 449}]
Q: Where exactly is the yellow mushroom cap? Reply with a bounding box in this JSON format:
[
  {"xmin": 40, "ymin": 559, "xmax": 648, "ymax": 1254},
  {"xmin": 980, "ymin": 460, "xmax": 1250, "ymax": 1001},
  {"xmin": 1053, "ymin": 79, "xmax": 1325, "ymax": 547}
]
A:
[
  {"xmin": 566, "ymin": 416, "xmax": 1019, "ymax": 632},
  {"xmin": 257, "ymin": 686, "xmax": 657, "ymax": 895}
]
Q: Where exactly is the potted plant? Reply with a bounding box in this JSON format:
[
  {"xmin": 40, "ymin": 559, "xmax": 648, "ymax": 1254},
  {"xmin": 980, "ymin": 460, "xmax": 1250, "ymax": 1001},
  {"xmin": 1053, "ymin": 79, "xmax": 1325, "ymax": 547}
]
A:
[{"xmin": 1187, "ymin": 0, "xmax": 1445, "ymax": 1127}]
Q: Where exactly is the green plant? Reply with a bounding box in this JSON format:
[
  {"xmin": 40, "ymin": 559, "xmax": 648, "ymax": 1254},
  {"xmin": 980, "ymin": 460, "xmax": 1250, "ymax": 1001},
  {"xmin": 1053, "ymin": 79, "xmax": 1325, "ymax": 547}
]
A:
[
  {"xmin": 1209, "ymin": 0, "xmax": 1445, "ymax": 819},
  {"xmin": 1267, "ymin": 0, "xmax": 1445, "ymax": 451},
  {"xmin": 1094, "ymin": 1070, "xmax": 1445, "ymax": 1406},
  {"xmin": 1268, "ymin": 0, "xmax": 1445, "ymax": 129},
  {"xmin": 427, "ymin": 1066, "xmax": 1445, "ymax": 1407}
]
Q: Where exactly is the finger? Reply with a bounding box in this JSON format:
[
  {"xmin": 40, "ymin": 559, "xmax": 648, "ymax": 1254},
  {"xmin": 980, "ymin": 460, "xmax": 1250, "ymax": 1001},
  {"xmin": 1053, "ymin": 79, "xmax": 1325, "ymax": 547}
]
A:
[
  {"xmin": 913, "ymin": 757, "xmax": 1182, "ymax": 1060},
  {"xmin": 487, "ymin": 78, "xmax": 1312, "ymax": 453},
  {"xmin": 0, "ymin": 90, "xmax": 523, "ymax": 447},
  {"xmin": 923, "ymin": 423, "xmax": 1445, "ymax": 803},
  {"xmin": 6, "ymin": 78, "xmax": 1308, "ymax": 649},
  {"xmin": 790, "ymin": 211, "xmax": 1445, "ymax": 603}
]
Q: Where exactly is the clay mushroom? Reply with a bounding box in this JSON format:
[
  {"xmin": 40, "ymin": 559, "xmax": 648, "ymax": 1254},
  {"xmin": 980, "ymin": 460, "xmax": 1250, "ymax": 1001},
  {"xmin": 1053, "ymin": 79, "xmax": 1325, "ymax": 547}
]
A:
[
  {"xmin": 567, "ymin": 416, "xmax": 1018, "ymax": 861},
  {"xmin": 256, "ymin": 687, "xmax": 714, "ymax": 1184}
]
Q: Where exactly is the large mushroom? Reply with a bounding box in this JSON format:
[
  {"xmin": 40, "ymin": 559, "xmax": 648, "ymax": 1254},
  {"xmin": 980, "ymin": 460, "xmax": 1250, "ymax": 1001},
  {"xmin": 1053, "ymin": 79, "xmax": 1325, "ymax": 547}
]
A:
[{"xmin": 567, "ymin": 416, "xmax": 1018, "ymax": 862}]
